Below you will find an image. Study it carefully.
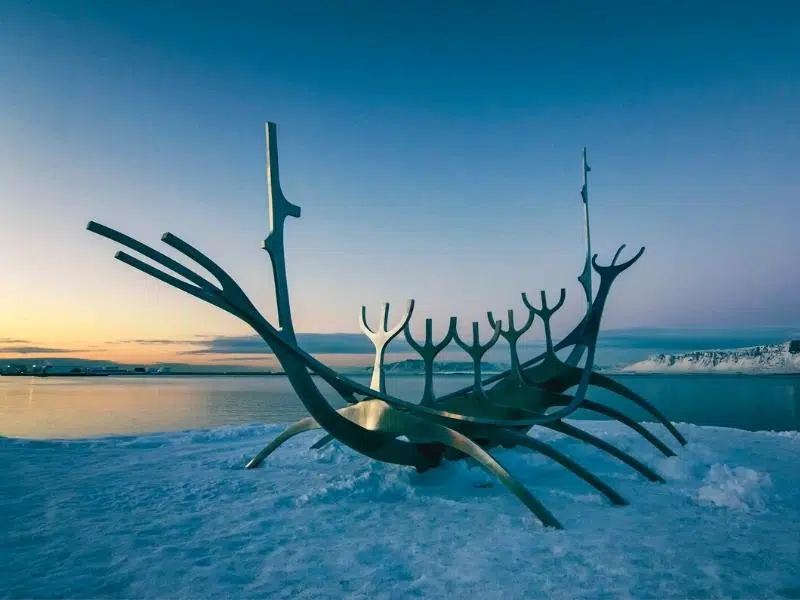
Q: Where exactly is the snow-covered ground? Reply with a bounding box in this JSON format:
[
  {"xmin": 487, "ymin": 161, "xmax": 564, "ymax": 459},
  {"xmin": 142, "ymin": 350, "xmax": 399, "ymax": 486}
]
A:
[
  {"xmin": 2, "ymin": 421, "xmax": 799, "ymax": 599},
  {"xmin": 619, "ymin": 342, "xmax": 800, "ymax": 374}
]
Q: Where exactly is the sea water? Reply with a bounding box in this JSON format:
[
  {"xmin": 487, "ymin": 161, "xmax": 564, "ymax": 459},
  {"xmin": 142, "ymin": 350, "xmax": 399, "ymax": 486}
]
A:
[{"xmin": 1, "ymin": 373, "xmax": 798, "ymax": 439}]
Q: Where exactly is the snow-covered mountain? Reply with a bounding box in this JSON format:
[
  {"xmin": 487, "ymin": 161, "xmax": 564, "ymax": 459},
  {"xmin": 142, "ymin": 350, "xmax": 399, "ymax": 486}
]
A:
[{"xmin": 618, "ymin": 340, "xmax": 800, "ymax": 374}]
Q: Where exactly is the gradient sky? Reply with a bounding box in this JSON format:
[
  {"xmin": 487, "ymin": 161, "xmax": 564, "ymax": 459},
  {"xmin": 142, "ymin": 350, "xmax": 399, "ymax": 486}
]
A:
[{"xmin": 1, "ymin": 1, "xmax": 798, "ymax": 364}]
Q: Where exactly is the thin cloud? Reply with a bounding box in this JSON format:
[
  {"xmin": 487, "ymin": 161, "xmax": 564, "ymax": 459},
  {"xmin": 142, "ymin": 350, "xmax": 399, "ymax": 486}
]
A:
[
  {"xmin": 0, "ymin": 338, "xmax": 30, "ymax": 344},
  {"xmin": 180, "ymin": 333, "xmax": 415, "ymax": 355},
  {"xmin": 108, "ymin": 338, "xmax": 205, "ymax": 345},
  {"xmin": 105, "ymin": 327, "xmax": 799, "ymax": 359},
  {"xmin": 207, "ymin": 356, "xmax": 275, "ymax": 362},
  {"xmin": 0, "ymin": 346, "xmax": 83, "ymax": 354}
]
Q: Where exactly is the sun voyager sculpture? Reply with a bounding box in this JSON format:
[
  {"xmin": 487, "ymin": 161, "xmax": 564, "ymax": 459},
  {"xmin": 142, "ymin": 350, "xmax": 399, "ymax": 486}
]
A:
[{"xmin": 87, "ymin": 122, "xmax": 686, "ymax": 529}]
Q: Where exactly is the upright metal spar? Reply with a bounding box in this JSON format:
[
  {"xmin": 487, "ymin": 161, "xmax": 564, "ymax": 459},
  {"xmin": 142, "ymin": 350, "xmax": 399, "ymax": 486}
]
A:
[
  {"xmin": 565, "ymin": 147, "xmax": 594, "ymax": 368},
  {"xmin": 262, "ymin": 122, "xmax": 302, "ymax": 343},
  {"xmin": 577, "ymin": 147, "xmax": 593, "ymax": 310}
]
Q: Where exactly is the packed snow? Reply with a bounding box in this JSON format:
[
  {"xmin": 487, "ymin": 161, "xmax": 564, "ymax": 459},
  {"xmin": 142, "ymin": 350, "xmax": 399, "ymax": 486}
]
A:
[
  {"xmin": 619, "ymin": 341, "xmax": 800, "ymax": 374},
  {"xmin": 2, "ymin": 421, "xmax": 799, "ymax": 599}
]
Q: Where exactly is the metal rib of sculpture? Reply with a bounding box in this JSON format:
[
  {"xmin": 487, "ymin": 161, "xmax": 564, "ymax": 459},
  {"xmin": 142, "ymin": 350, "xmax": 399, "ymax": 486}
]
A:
[{"xmin": 87, "ymin": 123, "xmax": 685, "ymax": 530}]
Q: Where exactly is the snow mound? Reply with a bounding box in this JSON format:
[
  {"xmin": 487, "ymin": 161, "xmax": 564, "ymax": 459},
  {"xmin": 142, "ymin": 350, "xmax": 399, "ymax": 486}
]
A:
[
  {"xmin": 620, "ymin": 341, "xmax": 800, "ymax": 374},
  {"xmin": 2, "ymin": 421, "xmax": 799, "ymax": 599},
  {"xmin": 697, "ymin": 464, "xmax": 773, "ymax": 511}
]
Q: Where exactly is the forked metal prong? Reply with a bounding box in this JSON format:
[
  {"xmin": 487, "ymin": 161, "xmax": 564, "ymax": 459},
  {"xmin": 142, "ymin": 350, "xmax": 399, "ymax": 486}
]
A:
[
  {"xmin": 488, "ymin": 307, "xmax": 535, "ymax": 384},
  {"xmin": 453, "ymin": 320, "xmax": 503, "ymax": 398},
  {"xmin": 360, "ymin": 300, "xmax": 416, "ymax": 393},
  {"xmin": 404, "ymin": 316, "xmax": 458, "ymax": 404}
]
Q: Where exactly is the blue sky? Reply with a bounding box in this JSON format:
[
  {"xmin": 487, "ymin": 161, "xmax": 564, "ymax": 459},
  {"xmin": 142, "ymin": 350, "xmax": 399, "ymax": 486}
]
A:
[{"xmin": 0, "ymin": 1, "xmax": 798, "ymax": 363}]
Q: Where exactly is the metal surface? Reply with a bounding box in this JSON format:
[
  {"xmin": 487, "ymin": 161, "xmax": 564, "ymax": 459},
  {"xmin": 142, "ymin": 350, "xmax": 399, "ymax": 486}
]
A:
[
  {"xmin": 487, "ymin": 308, "xmax": 535, "ymax": 385},
  {"xmin": 263, "ymin": 122, "xmax": 301, "ymax": 342},
  {"xmin": 547, "ymin": 396, "xmax": 676, "ymax": 458},
  {"xmin": 404, "ymin": 317, "xmax": 458, "ymax": 405},
  {"xmin": 361, "ymin": 301, "xmax": 415, "ymax": 393},
  {"xmin": 453, "ymin": 320, "xmax": 502, "ymax": 400},
  {"xmin": 544, "ymin": 421, "xmax": 666, "ymax": 483},
  {"xmin": 87, "ymin": 124, "xmax": 686, "ymax": 529},
  {"xmin": 577, "ymin": 146, "xmax": 593, "ymax": 312}
]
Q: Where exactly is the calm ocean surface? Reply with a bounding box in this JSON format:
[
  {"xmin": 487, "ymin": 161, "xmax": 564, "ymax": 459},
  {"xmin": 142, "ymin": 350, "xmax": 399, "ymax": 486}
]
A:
[{"xmin": 1, "ymin": 374, "xmax": 798, "ymax": 439}]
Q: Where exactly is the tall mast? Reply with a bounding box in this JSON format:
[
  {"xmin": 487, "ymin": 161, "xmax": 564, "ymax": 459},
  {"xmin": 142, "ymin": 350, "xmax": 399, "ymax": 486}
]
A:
[
  {"xmin": 564, "ymin": 147, "xmax": 595, "ymax": 368},
  {"xmin": 262, "ymin": 122, "xmax": 302, "ymax": 342},
  {"xmin": 577, "ymin": 147, "xmax": 593, "ymax": 309}
]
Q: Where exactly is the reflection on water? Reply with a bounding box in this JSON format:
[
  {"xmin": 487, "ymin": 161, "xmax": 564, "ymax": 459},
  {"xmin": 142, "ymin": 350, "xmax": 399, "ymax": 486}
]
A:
[
  {"xmin": 1, "ymin": 374, "xmax": 798, "ymax": 439},
  {"xmin": 0, "ymin": 377, "xmax": 312, "ymax": 440},
  {"xmin": 576, "ymin": 375, "xmax": 800, "ymax": 433}
]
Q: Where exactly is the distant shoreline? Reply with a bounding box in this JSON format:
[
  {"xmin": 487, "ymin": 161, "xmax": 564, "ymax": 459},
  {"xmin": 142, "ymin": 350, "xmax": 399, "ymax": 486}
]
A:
[
  {"xmin": 0, "ymin": 371, "xmax": 286, "ymax": 378},
  {"xmin": 2, "ymin": 371, "xmax": 799, "ymax": 378}
]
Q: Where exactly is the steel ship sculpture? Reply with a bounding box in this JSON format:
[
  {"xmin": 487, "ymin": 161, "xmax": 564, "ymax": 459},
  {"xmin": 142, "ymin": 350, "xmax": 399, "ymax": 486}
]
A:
[{"xmin": 87, "ymin": 123, "xmax": 686, "ymax": 529}]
